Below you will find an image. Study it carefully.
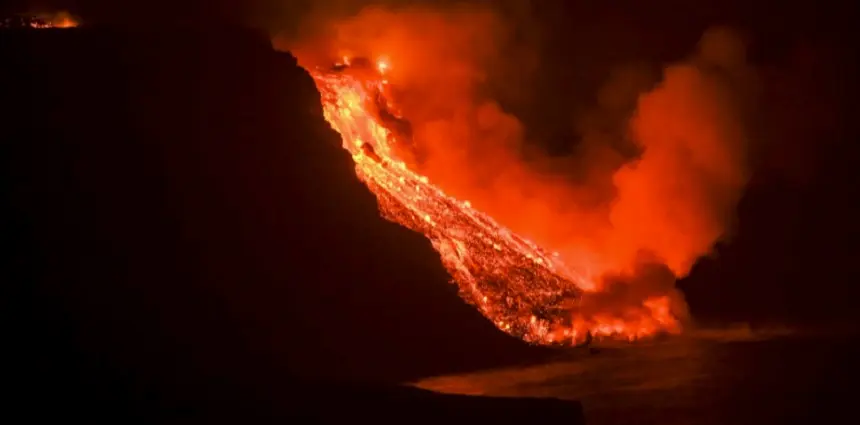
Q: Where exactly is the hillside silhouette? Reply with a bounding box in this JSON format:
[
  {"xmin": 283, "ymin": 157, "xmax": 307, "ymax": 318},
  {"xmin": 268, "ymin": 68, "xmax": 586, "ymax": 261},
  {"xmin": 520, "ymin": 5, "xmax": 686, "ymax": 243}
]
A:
[{"xmin": 1, "ymin": 26, "xmax": 580, "ymax": 423}]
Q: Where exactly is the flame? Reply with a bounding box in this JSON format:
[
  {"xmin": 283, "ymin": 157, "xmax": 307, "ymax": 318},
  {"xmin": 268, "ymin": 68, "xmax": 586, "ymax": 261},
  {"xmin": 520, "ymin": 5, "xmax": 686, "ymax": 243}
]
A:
[{"xmin": 309, "ymin": 60, "xmax": 682, "ymax": 345}]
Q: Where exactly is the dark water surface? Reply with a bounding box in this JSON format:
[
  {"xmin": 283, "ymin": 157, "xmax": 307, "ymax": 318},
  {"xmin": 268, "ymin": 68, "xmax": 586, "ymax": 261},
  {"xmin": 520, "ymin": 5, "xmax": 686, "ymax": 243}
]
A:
[{"xmin": 415, "ymin": 330, "xmax": 859, "ymax": 424}]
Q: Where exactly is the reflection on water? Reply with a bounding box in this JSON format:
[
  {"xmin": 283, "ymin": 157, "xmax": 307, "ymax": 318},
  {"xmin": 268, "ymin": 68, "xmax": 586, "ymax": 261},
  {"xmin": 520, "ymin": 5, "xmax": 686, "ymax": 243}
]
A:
[
  {"xmin": 414, "ymin": 327, "xmax": 854, "ymax": 425},
  {"xmin": 415, "ymin": 336, "xmax": 714, "ymax": 399}
]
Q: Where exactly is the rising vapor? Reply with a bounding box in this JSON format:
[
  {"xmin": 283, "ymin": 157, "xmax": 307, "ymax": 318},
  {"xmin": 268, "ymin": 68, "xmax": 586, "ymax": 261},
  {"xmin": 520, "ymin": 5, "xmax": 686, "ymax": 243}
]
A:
[{"xmin": 277, "ymin": 2, "xmax": 756, "ymax": 336}]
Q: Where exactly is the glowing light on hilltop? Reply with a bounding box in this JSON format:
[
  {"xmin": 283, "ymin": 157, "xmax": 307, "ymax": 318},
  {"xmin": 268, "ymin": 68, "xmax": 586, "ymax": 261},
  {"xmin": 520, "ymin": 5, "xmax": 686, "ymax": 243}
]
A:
[
  {"xmin": 4, "ymin": 11, "xmax": 80, "ymax": 29},
  {"xmin": 52, "ymin": 14, "xmax": 78, "ymax": 28}
]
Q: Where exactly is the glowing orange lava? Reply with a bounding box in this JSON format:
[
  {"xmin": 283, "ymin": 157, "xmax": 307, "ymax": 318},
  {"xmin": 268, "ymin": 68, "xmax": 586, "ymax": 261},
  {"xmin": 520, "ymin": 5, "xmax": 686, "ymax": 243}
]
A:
[{"xmin": 309, "ymin": 59, "xmax": 681, "ymax": 345}]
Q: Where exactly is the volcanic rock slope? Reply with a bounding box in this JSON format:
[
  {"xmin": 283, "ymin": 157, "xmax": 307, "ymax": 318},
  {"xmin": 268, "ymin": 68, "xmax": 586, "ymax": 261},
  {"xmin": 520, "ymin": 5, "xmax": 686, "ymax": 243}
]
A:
[{"xmin": 1, "ymin": 25, "xmax": 556, "ymax": 414}]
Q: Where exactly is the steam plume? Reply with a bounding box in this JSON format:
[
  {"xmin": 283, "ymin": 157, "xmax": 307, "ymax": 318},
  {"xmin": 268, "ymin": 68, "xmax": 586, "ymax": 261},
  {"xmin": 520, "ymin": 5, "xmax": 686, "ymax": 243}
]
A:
[{"xmin": 279, "ymin": 3, "xmax": 754, "ymax": 329}]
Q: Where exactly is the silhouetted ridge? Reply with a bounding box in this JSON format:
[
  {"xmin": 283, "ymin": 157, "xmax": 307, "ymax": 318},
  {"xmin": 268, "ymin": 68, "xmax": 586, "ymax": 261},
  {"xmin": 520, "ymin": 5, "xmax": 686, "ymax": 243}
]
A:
[{"xmin": 2, "ymin": 25, "xmax": 573, "ymax": 422}]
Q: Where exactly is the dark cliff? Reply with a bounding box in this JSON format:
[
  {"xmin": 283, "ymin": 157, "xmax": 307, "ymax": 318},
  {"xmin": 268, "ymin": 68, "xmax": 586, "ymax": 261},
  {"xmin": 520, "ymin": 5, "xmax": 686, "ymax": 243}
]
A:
[{"xmin": 1, "ymin": 26, "xmax": 576, "ymax": 422}]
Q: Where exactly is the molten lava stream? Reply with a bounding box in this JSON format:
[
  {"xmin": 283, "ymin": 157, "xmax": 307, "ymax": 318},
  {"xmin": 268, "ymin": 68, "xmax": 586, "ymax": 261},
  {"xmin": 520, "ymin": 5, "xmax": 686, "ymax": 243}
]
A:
[{"xmin": 309, "ymin": 65, "xmax": 678, "ymax": 346}]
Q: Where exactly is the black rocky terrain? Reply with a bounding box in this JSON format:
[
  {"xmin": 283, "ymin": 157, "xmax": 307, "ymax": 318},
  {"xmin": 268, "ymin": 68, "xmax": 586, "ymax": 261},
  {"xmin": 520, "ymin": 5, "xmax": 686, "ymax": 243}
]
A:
[{"xmin": 1, "ymin": 26, "xmax": 581, "ymax": 423}]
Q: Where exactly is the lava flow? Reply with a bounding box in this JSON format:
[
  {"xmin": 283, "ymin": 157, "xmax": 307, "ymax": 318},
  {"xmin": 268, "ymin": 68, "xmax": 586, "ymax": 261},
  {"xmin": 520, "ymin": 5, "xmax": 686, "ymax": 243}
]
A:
[{"xmin": 310, "ymin": 58, "xmax": 680, "ymax": 346}]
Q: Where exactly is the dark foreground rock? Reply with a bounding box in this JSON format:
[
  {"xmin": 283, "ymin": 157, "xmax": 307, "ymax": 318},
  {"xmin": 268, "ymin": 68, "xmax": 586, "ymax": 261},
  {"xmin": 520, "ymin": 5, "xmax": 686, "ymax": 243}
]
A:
[
  {"xmin": 295, "ymin": 381, "xmax": 586, "ymax": 423},
  {"xmin": 0, "ymin": 26, "xmax": 579, "ymax": 422}
]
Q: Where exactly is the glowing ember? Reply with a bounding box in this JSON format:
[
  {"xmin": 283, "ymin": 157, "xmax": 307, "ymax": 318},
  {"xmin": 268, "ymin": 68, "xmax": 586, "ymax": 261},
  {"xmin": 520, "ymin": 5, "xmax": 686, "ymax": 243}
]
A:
[{"xmin": 309, "ymin": 60, "xmax": 681, "ymax": 345}]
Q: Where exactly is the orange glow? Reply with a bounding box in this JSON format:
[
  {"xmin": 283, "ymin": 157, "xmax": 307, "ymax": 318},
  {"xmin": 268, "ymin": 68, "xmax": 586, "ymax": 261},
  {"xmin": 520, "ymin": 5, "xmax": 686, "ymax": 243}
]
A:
[
  {"xmin": 284, "ymin": 9, "xmax": 751, "ymax": 347},
  {"xmin": 26, "ymin": 11, "xmax": 79, "ymax": 28},
  {"xmin": 53, "ymin": 16, "xmax": 78, "ymax": 28},
  {"xmin": 376, "ymin": 57, "xmax": 390, "ymax": 74},
  {"xmin": 309, "ymin": 60, "xmax": 682, "ymax": 345}
]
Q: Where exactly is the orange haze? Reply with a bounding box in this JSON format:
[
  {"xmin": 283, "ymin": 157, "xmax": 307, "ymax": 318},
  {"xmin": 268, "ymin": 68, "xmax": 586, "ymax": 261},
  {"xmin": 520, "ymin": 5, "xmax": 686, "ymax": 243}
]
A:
[
  {"xmin": 35, "ymin": 11, "xmax": 79, "ymax": 28},
  {"xmin": 278, "ymin": 5, "xmax": 754, "ymax": 336}
]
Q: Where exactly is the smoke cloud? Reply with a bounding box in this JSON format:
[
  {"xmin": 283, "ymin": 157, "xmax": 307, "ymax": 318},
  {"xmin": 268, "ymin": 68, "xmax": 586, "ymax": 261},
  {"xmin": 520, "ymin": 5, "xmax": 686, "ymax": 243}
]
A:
[
  {"xmin": 607, "ymin": 28, "xmax": 753, "ymax": 278},
  {"xmin": 278, "ymin": 3, "xmax": 754, "ymax": 327}
]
